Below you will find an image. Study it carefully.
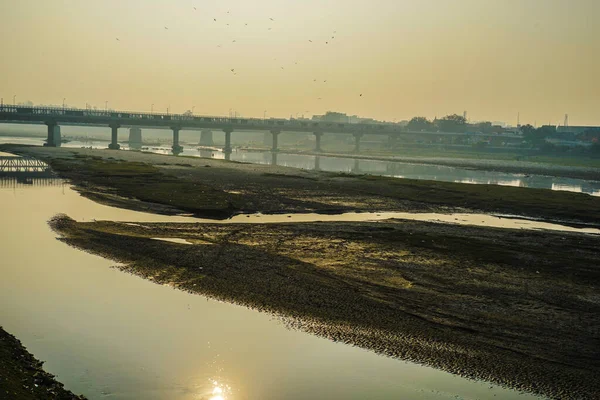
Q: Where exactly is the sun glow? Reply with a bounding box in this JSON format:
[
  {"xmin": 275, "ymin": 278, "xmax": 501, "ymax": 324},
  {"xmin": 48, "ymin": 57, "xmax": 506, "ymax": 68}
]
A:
[{"xmin": 207, "ymin": 380, "xmax": 232, "ymax": 400}]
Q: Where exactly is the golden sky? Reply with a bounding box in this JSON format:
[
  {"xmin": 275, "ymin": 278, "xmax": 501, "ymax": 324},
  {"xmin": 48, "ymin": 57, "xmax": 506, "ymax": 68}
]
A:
[{"xmin": 0, "ymin": 0, "xmax": 598, "ymax": 125}]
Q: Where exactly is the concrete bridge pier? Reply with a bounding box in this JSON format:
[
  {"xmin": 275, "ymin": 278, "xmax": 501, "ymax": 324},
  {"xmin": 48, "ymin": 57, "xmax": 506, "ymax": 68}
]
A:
[
  {"xmin": 314, "ymin": 155, "xmax": 321, "ymax": 171},
  {"xmin": 351, "ymin": 158, "xmax": 361, "ymax": 174},
  {"xmin": 353, "ymin": 133, "xmax": 363, "ymax": 153},
  {"xmin": 129, "ymin": 128, "xmax": 142, "ymax": 149},
  {"xmin": 271, "ymin": 152, "xmax": 278, "ymax": 166},
  {"xmin": 223, "ymin": 128, "xmax": 233, "ymax": 160},
  {"xmin": 108, "ymin": 124, "xmax": 120, "ymax": 150},
  {"xmin": 199, "ymin": 130, "xmax": 214, "ymax": 146},
  {"xmin": 270, "ymin": 130, "xmax": 281, "ymax": 152},
  {"xmin": 171, "ymin": 127, "xmax": 183, "ymax": 155},
  {"xmin": 314, "ymin": 132, "xmax": 323, "ymax": 152},
  {"xmin": 43, "ymin": 122, "xmax": 61, "ymax": 147}
]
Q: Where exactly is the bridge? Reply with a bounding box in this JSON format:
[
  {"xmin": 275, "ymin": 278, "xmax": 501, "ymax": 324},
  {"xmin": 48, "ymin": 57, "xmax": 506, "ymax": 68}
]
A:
[{"xmin": 0, "ymin": 105, "xmax": 521, "ymax": 157}]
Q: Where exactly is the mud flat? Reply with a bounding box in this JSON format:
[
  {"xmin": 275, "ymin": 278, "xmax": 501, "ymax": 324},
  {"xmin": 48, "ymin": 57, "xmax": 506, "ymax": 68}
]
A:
[
  {"xmin": 3, "ymin": 145, "xmax": 600, "ymax": 224},
  {"xmin": 49, "ymin": 216, "xmax": 600, "ymax": 400},
  {"xmin": 0, "ymin": 326, "xmax": 86, "ymax": 400}
]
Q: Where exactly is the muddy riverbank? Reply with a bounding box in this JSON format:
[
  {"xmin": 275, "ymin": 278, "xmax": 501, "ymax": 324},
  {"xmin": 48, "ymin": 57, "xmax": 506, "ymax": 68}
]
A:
[
  {"xmin": 0, "ymin": 326, "xmax": 86, "ymax": 399},
  {"xmin": 3, "ymin": 145, "xmax": 600, "ymax": 224},
  {"xmin": 50, "ymin": 216, "xmax": 600, "ymax": 399}
]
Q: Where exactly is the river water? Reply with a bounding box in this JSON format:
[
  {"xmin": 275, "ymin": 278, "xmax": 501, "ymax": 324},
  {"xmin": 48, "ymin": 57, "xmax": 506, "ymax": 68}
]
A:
[
  {"xmin": 2, "ymin": 135, "xmax": 599, "ymax": 196},
  {"xmin": 0, "ymin": 174, "xmax": 547, "ymax": 399}
]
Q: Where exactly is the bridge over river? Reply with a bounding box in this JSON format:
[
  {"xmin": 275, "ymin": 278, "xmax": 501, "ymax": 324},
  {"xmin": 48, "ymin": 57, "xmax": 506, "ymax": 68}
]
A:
[{"xmin": 0, "ymin": 105, "xmax": 521, "ymax": 157}]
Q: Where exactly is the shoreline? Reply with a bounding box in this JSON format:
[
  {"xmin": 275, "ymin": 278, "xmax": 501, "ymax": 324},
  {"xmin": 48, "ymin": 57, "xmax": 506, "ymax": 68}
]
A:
[{"xmin": 0, "ymin": 326, "xmax": 86, "ymax": 399}]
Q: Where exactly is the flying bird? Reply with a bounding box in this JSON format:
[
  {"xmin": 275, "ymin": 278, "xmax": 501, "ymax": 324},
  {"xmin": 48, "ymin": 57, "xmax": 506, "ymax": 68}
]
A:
[
  {"xmin": 164, "ymin": 26, "xmax": 169, "ymax": 30},
  {"xmin": 309, "ymin": 40, "xmax": 312, "ymax": 42},
  {"xmin": 269, "ymin": 18, "xmax": 274, "ymax": 21},
  {"xmin": 359, "ymin": 94, "xmax": 363, "ymax": 97},
  {"xmin": 232, "ymin": 40, "xmax": 236, "ymax": 42},
  {"xmin": 115, "ymin": 38, "xmax": 120, "ymax": 41},
  {"xmin": 325, "ymin": 41, "xmax": 329, "ymax": 44},
  {"xmin": 213, "ymin": 18, "xmax": 217, "ymax": 22},
  {"xmin": 193, "ymin": 7, "xmax": 196, "ymax": 10}
]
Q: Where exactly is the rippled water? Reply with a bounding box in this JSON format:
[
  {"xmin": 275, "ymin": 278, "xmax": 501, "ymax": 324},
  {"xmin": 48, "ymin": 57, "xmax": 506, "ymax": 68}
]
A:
[
  {"xmin": 0, "ymin": 177, "xmax": 545, "ymax": 399},
  {"xmin": 2, "ymin": 135, "xmax": 599, "ymax": 196}
]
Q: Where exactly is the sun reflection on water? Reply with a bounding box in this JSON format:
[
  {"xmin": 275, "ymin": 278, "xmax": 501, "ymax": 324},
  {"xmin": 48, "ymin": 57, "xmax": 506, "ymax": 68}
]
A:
[{"xmin": 207, "ymin": 380, "xmax": 232, "ymax": 400}]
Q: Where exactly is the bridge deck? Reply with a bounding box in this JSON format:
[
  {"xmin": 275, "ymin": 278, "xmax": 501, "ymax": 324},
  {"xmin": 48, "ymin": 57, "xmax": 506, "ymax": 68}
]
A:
[{"xmin": 0, "ymin": 105, "xmax": 521, "ymax": 139}]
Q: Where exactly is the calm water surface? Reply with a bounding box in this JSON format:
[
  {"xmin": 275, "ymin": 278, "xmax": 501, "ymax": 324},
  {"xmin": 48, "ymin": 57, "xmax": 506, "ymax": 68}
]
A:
[{"xmin": 0, "ymin": 178, "xmax": 543, "ymax": 399}]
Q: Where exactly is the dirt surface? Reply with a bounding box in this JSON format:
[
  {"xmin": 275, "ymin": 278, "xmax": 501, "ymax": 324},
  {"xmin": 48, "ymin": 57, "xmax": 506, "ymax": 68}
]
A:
[
  {"xmin": 4, "ymin": 145, "xmax": 600, "ymax": 224},
  {"xmin": 50, "ymin": 216, "xmax": 600, "ymax": 400},
  {"xmin": 0, "ymin": 326, "xmax": 86, "ymax": 400}
]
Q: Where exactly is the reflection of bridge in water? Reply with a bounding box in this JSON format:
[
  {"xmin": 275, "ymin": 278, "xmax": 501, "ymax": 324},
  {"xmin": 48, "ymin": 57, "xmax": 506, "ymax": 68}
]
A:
[
  {"xmin": 0, "ymin": 176, "xmax": 64, "ymax": 188},
  {"xmin": 0, "ymin": 156, "xmax": 59, "ymax": 186}
]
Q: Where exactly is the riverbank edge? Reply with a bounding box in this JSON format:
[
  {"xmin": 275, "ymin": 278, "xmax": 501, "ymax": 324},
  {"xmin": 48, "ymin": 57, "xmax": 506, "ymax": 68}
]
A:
[
  {"xmin": 0, "ymin": 326, "xmax": 87, "ymax": 399},
  {"xmin": 3, "ymin": 145, "xmax": 600, "ymax": 225},
  {"xmin": 49, "ymin": 216, "xmax": 600, "ymax": 400}
]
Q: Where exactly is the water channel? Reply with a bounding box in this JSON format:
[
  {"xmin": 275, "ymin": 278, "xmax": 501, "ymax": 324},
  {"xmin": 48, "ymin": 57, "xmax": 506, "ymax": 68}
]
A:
[
  {"xmin": 0, "ymin": 173, "xmax": 550, "ymax": 399},
  {"xmin": 2, "ymin": 135, "xmax": 599, "ymax": 196}
]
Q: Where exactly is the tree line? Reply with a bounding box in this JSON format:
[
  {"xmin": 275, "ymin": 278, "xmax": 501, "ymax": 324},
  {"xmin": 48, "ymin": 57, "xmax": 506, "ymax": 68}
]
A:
[{"xmin": 406, "ymin": 114, "xmax": 504, "ymax": 134}]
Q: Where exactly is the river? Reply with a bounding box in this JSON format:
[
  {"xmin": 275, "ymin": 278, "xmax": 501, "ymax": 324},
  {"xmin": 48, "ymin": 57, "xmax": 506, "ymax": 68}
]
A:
[
  {"xmin": 0, "ymin": 172, "xmax": 547, "ymax": 399},
  {"xmin": 2, "ymin": 134, "xmax": 599, "ymax": 196}
]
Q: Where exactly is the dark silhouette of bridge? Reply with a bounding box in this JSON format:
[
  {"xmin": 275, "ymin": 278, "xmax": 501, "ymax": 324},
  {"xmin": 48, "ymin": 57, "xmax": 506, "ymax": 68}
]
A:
[{"xmin": 0, "ymin": 105, "xmax": 520, "ymax": 158}]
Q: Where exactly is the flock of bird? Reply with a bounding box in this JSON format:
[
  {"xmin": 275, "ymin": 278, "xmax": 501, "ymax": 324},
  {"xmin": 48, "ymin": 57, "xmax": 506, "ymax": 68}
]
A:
[{"xmin": 115, "ymin": 7, "xmax": 363, "ymax": 105}]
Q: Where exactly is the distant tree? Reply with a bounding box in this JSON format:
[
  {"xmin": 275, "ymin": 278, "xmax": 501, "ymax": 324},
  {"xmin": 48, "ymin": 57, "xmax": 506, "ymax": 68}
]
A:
[
  {"xmin": 491, "ymin": 125, "xmax": 505, "ymax": 134},
  {"xmin": 476, "ymin": 121, "xmax": 493, "ymax": 134},
  {"xmin": 436, "ymin": 114, "xmax": 467, "ymax": 133},
  {"xmin": 590, "ymin": 142, "xmax": 600, "ymax": 157},
  {"xmin": 407, "ymin": 116, "xmax": 433, "ymax": 132},
  {"xmin": 520, "ymin": 124, "xmax": 536, "ymax": 137},
  {"xmin": 521, "ymin": 125, "xmax": 555, "ymax": 147},
  {"xmin": 578, "ymin": 128, "xmax": 600, "ymax": 142}
]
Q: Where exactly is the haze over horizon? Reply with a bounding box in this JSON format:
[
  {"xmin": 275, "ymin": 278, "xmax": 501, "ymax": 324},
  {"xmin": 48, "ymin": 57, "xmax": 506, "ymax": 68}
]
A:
[{"xmin": 0, "ymin": 0, "xmax": 598, "ymax": 126}]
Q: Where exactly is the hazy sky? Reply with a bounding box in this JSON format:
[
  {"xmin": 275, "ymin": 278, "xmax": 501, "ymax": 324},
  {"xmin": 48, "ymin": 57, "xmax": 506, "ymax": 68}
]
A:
[{"xmin": 0, "ymin": 0, "xmax": 598, "ymax": 125}]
